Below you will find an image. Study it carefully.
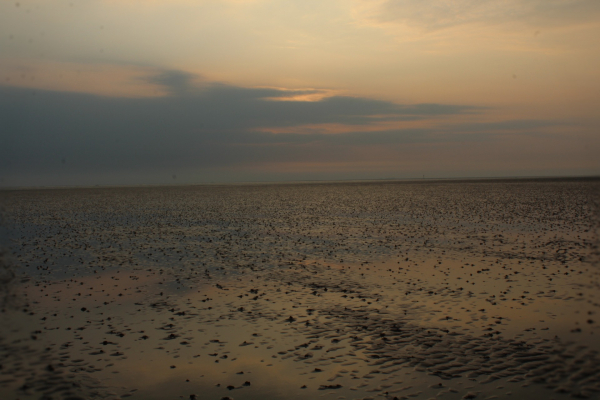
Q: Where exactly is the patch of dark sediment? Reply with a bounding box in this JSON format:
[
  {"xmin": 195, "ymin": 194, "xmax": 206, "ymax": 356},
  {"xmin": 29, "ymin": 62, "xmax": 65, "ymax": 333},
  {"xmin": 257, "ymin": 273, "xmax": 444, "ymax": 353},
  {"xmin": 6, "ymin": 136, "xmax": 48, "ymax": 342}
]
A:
[
  {"xmin": 0, "ymin": 297, "xmax": 121, "ymax": 399},
  {"xmin": 7, "ymin": 181, "xmax": 598, "ymax": 285},
  {"xmin": 0, "ymin": 202, "xmax": 16, "ymax": 309},
  {"xmin": 0, "ymin": 249, "xmax": 16, "ymax": 309},
  {"xmin": 0, "ymin": 338, "xmax": 120, "ymax": 400},
  {"xmin": 591, "ymin": 192, "xmax": 600, "ymax": 268},
  {"xmin": 0, "ymin": 221, "xmax": 118, "ymax": 399},
  {"xmin": 0, "ymin": 283, "xmax": 120, "ymax": 400},
  {"xmin": 250, "ymin": 261, "xmax": 600, "ymax": 399},
  {"xmin": 305, "ymin": 304, "xmax": 600, "ymax": 398}
]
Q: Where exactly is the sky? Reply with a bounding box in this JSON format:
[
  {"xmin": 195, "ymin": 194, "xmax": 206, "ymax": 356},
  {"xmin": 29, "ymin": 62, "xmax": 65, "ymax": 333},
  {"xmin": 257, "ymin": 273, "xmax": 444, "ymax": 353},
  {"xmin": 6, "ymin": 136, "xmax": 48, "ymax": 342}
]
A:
[{"xmin": 1, "ymin": 0, "xmax": 599, "ymax": 187}]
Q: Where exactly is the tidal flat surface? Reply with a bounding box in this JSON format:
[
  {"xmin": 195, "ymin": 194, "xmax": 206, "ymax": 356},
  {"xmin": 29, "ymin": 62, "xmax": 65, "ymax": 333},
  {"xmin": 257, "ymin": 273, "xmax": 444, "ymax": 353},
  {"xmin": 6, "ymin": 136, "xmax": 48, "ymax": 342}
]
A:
[{"xmin": 1, "ymin": 179, "xmax": 599, "ymax": 400}]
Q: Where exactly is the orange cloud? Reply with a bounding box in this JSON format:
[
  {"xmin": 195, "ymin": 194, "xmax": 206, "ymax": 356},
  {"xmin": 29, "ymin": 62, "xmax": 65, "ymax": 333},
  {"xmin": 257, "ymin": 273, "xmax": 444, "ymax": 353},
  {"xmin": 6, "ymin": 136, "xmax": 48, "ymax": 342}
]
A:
[
  {"xmin": 253, "ymin": 111, "xmax": 492, "ymax": 136},
  {"xmin": 260, "ymin": 87, "xmax": 340, "ymax": 102}
]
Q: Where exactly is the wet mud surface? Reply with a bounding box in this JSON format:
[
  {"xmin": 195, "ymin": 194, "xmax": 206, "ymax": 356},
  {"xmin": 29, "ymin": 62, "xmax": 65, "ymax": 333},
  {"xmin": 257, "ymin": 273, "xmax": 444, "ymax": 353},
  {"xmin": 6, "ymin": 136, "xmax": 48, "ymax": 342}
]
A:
[{"xmin": 1, "ymin": 179, "xmax": 599, "ymax": 399}]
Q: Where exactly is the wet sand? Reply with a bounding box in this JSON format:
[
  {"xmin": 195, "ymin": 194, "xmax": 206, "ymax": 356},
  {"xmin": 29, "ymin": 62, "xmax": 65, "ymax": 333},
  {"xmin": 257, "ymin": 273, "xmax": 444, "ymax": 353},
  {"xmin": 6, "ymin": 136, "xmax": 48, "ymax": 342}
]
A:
[{"xmin": 1, "ymin": 178, "xmax": 599, "ymax": 400}]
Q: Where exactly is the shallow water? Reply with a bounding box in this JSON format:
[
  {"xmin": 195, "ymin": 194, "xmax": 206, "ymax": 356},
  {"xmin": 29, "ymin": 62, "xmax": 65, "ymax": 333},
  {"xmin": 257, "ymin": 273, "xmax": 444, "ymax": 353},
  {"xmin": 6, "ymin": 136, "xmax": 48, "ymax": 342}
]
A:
[{"xmin": 1, "ymin": 178, "xmax": 599, "ymax": 400}]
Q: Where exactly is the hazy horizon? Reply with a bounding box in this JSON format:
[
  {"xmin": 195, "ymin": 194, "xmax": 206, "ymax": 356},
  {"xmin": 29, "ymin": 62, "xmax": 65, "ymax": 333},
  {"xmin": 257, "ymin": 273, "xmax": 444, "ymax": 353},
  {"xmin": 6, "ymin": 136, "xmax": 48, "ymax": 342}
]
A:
[{"xmin": 2, "ymin": 174, "xmax": 599, "ymax": 191}]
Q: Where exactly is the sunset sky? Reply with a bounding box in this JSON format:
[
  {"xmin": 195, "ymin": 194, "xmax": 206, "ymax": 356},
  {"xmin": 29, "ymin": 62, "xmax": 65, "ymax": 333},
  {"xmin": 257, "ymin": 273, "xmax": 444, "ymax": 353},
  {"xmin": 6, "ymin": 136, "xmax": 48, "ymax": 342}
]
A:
[{"xmin": 1, "ymin": 0, "xmax": 599, "ymax": 186}]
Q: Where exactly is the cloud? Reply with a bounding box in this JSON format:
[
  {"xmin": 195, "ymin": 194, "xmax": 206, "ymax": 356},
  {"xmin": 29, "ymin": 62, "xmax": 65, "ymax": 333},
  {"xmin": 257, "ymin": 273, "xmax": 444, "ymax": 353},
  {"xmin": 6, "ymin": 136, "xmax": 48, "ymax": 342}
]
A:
[
  {"xmin": 142, "ymin": 70, "xmax": 203, "ymax": 96},
  {"xmin": 3, "ymin": 68, "xmax": 588, "ymax": 186},
  {"xmin": 0, "ymin": 69, "xmax": 486, "ymax": 185},
  {"xmin": 356, "ymin": 0, "xmax": 600, "ymax": 31}
]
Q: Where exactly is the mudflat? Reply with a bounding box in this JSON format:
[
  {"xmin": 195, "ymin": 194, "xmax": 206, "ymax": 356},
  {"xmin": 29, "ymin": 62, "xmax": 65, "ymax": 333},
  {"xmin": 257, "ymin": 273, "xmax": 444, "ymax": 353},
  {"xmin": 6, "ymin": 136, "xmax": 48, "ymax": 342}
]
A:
[{"xmin": 1, "ymin": 178, "xmax": 599, "ymax": 400}]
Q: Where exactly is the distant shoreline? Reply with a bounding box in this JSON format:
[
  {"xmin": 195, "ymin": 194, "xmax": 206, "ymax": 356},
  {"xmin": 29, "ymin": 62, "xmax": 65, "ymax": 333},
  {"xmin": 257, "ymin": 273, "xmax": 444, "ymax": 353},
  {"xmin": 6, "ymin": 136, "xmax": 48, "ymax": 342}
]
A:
[{"xmin": 1, "ymin": 174, "xmax": 599, "ymax": 191}]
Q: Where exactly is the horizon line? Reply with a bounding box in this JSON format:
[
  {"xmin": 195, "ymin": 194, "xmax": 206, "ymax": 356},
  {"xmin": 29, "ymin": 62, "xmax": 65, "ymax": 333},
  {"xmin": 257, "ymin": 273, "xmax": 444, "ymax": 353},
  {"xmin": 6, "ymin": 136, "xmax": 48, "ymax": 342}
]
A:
[{"xmin": 1, "ymin": 174, "xmax": 599, "ymax": 191}]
